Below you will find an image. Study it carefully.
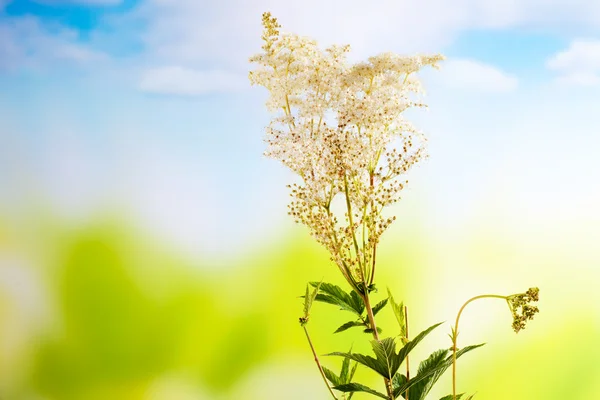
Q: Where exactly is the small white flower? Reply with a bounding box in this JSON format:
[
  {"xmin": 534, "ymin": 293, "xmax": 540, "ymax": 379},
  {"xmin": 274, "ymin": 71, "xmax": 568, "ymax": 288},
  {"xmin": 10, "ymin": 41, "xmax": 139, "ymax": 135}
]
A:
[{"xmin": 250, "ymin": 12, "xmax": 444, "ymax": 288}]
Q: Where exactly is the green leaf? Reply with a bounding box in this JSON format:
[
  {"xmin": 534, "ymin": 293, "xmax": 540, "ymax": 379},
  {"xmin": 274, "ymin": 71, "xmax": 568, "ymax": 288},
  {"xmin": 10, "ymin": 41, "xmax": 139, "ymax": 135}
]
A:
[
  {"xmin": 396, "ymin": 322, "xmax": 443, "ymax": 366},
  {"xmin": 349, "ymin": 290, "xmax": 366, "ymax": 315},
  {"xmin": 348, "ymin": 360, "xmax": 358, "ymax": 382},
  {"xmin": 335, "ymin": 321, "xmax": 365, "ymax": 333},
  {"xmin": 439, "ymin": 395, "xmax": 464, "ymax": 400},
  {"xmin": 333, "ymin": 383, "xmax": 388, "ymax": 399},
  {"xmin": 371, "ymin": 337, "xmax": 402, "ymax": 379},
  {"xmin": 454, "ymin": 343, "xmax": 485, "ymax": 360},
  {"xmin": 327, "ymin": 351, "xmax": 388, "ymax": 378},
  {"xmin": 387, "ymin": 288, "xmax": 406, "ymax": 338},
  {"xmin": 322, "ymin": 366, "xmax": 341, "ymax": 387},
  {"xmin": 340, "ymin": 353, "xmax": 350, "ymax": 382},
  {"xmin": 392, "ymin": 373, "xmax": 407, "ymax": 391},
  {"xmin": 400, "ymin": 349, "xmax": 449, "ymax": 400},
  {"xmin": 328, "ymin": 337, "xmax": 401, "ymax": 380},
  {"xmin": 363, "ymin": 327, "xmax": 383, "ymax": 334},
  {"xmin": 346, "ymin": 362, "xmax": 359, "ymax": 400},
  {"xmin": 325, "ymin": 348, "xmax": 359, "ymax": 395},
  {"xmin": 340, "ymin": 349, "xmax": 352, "ymax": 382},
  {"xmin": 310, "ymin": 282, "xmax": 365, "ymax": 316},
  {"xmin": 302, "ymin": 285, "xmax": 311, "ymax": 319},
  {"xmin": 372, "ymin": 298, "xmax": 389, "ymax": 316},
  {"xmin": 301, "ymin": 281, "xmax": 322, "ymax": 324}
]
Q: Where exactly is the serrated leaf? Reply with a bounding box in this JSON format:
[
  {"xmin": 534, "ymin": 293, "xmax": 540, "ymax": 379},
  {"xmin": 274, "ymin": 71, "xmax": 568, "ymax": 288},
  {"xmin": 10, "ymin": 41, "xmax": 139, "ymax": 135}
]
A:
[
  {"xmin": 396, "ymin": 322, "xmax": 443, "ymax": 367},
  {"xmin": 372, "ymin": 298, "xmax": 389, "ymax": 316},
  {"xmin": 340, "ymin": 348, "xmax": 351, "ymax": 382},
  {"xmin": 315, "ymin": 294, "xmax": 360, "ymax": 314},
  {"xmin": 348, "ymin": 361, "xmax": 358, "ymax": 382},
  {"xmin": 387, "ymin": 288, "xmax": 406, "ymax": 338},
  {"xmin": 322, "ymin": 366, "xmax": 341, "ymax": 387},
  {"xmin": 335, "ymin": 321, "xmax": 365, "ymax": 333},
  {"xmin": 327, "ymin": 351, "xmax": 388, "ymax": 378},
  {"xmin": 393, "ymin": 343, "xmax": 484, "ymax": 398},
  {"xmin": 439, "ymin": 394, "xmax": 464, "ymax": 400},
  {"xmin": 346, "ymin": 362, "xmax": 359, "ymax": 400},
  {"xmin": 300, "ymin": 282, "xmax": 323, "ymax": 325},
  {"xmin": 310, "ymin": 282, "xmax": 365, "ymax": 316},
  {"xmin": 400, "ymin": 349, "xmax": 449, "ymax": 400},
  {"xmin": 302, "ymin": 285, "xmax": 311, "ymax": 319},
  {"xmin": 333, "ymin": 383, "xmax": 388, "ymax": 399},
  {"xmin": 371, "ymin": 337, "xmax": 402, "ymax": 379},
  {"xmin": 453, "ymin": 343, "xmax": 485, "ymax": 360},
  {"xmin": 329, "ymin": 336, "xmax": 402, "ymax": 380},
  {"xmin": 392, "ymin": 372, "xmax": 407, "ymax": 391},
  {"xmin": 349, "ymin": 290, "xmax": 366, "ymax": 314}
]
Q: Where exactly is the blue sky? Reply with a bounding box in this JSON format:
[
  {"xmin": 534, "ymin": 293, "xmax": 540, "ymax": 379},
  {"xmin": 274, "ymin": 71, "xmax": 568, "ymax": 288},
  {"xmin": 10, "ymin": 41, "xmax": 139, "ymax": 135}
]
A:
[{"xmin": 1, "ymin": 0, "xmax": 599, "ymax": 260}]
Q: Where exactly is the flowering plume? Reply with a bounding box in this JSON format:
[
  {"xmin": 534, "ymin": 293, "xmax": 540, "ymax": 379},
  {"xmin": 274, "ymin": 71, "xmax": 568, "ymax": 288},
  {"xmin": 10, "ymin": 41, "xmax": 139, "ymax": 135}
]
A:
[{"xmin": 249, "ymin": 12, "xmax": 444, "ymax": 292}]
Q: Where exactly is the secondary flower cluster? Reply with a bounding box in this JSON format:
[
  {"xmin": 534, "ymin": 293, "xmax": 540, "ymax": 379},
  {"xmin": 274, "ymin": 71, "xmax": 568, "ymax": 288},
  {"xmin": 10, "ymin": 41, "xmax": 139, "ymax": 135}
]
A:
[
  {"xmin": 249, "ymin": 12, "xmax": 444, "ymax": 289},
  {"xmin": 507, "ymin": 287, "xmax": 540, "ymax": 333}
]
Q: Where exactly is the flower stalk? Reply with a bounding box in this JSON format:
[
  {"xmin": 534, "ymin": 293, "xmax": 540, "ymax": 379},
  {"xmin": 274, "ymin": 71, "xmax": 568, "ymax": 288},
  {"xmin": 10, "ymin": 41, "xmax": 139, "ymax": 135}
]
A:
[
  {"xmin": 451, "ymin": 288, "xmax": 540, "ymax": 400},
  {"xmin": 303, "ymin": 325, "xmax": 339, "ymax": 400}
]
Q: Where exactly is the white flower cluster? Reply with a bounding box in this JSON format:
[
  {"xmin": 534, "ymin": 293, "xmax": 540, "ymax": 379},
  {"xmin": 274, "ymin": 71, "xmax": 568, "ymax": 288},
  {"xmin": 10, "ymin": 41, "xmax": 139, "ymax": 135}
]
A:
[{"xmin": 250, "ymin": 12, "xmax": 444, "ymax": 291}]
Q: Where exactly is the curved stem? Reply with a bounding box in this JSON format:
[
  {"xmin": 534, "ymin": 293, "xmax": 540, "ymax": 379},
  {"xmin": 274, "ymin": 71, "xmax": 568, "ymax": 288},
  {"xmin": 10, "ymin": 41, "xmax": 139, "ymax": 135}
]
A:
[
  {"xmin": 452, "ymin": 294, "xmax": 507, "ymax": 400},
  {"xmin": 303, "ymin": 326, "xmax": 339, "ymax": 400}
]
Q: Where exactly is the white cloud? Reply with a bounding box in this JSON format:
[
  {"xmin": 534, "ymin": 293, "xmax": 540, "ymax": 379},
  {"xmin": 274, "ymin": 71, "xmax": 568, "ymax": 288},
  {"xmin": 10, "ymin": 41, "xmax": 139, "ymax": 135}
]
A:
[
  {"xmin": 547, "ymin": 39, "xmax": 600, "ymax": 86},
  {"xmin": 434, "ymin": 58, "xmax": 518, "ymax": 92},
  {"xmin": 120, "ymin": 0, "xmax": 600, "ymax": 95},
  {"xmin": 139, "ymin": 66, "xmax": 247, "ymax": 95},
  {"xmin": 0, "ymin": 16, "xmax": 107, "ymax": 71},
  {"xmin": 132, "ymin": 0, "xmax": 600, "ymax": 71}
]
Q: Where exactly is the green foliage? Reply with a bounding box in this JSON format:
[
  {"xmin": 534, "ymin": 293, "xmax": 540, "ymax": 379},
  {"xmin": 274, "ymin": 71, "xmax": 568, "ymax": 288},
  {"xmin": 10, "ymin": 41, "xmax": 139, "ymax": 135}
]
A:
[
  {"xmin": 322, "ymin": 367, "xmax": 342, "ymax": 387},
  {"xmin": 323, "ymin": 348, "xmax": 359, "ymax": 399},
  {"xmin": 396, "ymin": 322, "xmax": 443, "ymax": 367},
  {"xmin": 397, "ymin": 344, "xmax": 484, "ymax": 400},
  {"xmin": 328, "ymin": 323, "xmax": 442, "ymax": 380},
  {"xmin": 310, "ymin": 281, "xmax": 390, "ymax": 334},
  {"xmin": 300, "ymin": 281, "xmax": 322, "ymax": 325},
  {"xmin": 387, "ymin": 288, "xmax": 407, "ymax": 340},
  {"xmin": 372, "ymin": 299, "xmax": 389, "ymax": 316},
  {"xmin": 333, "ymin": 383, "xmax": 389, "ymax": 399},
  {"xmin": 324, "ymin": 352, "xmax": 358, "ymax": 399},
  {"xmin": 325, "ymin": 322, "xmax": 484, "ymax": 399},
  {"xmin": 335, "ymin": 321, "xmax": 365, "ymax": 333},
  {"xmin": 310, "ymin": 282, "xmax": 365, "ymax": 316}
]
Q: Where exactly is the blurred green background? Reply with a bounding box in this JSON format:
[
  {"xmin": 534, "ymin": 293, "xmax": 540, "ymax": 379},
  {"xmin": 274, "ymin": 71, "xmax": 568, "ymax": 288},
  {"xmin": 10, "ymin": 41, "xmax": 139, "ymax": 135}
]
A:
[{"xmin": 1, "ymin": 198, "xmax": 599, "ymax": 399}]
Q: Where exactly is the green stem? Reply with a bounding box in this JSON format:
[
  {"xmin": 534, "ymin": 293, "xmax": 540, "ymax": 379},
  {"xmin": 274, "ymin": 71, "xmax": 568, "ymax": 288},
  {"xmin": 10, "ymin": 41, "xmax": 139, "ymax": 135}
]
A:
[
  {"xmin": 368, "ymin": 172, "xmax": 377, "ymax": 286},
  {"xmin": 404, "ymin": 305, "xmax": 410, "ymax": 400},
  {"xmin": 452, "ymin": 294, "xmax": 508, "ymax": 400},
  {"xmin": 363, "ymin": 290, "xmax": 395, "ymax": 399},
  {"xmin": 303, "ymin": 325, "xmax": 339, "ymax": 400},
  {"xmin": 344, "ymin": 173, "xmax": 364, "ymax": 279}
]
